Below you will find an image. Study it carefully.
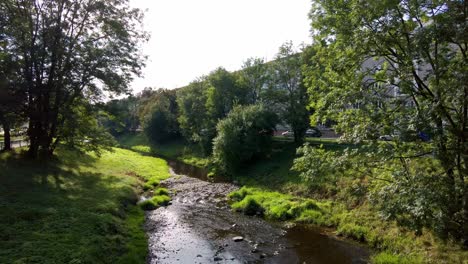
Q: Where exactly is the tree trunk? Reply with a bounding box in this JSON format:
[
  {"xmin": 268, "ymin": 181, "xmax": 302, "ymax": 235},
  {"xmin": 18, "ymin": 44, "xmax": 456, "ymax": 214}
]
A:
[
  {"xmin": 27, "ymin": 119, "xmax": 41, "ymax": 158},
  {"xmin": 1, "ymin": 117, "xmax": 11, "ymax": 151}
]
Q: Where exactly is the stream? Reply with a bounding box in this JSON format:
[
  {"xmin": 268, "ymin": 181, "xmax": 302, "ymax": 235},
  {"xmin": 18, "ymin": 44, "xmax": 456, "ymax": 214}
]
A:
[{"xmin": 144, "ymin": 160, "xmax": 370, "ymax": 264}]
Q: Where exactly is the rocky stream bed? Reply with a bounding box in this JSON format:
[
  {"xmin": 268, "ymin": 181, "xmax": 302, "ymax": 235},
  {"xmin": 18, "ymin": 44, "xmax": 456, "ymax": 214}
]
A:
[{"xmin": 144, "ymin": 161, "xmax": 370, "ymax": 264}]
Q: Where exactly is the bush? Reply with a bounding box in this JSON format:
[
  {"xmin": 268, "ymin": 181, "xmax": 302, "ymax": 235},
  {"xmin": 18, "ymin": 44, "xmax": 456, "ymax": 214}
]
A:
[
  {"xmin": 213, "ymin": 104, "xmax": 278, "ymax": 172},
  {"xmin": 144, "ymin": 109, "xmax": 179, "ymax": 145}
]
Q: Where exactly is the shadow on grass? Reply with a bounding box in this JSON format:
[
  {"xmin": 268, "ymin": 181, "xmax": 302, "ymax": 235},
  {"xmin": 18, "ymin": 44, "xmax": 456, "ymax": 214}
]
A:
[{"xmin": 0, "ymin": 149, "xmax": 142, "ymax": 264}]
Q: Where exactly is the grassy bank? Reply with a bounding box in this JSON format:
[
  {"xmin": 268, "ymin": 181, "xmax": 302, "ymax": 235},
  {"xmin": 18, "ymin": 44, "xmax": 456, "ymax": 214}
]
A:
[
  {"xmin": 229, "ymin": 187, "xmax": 468, "ymax": 263},
  {"xmin": 118, "ymin": 133, "xmax": 209, "ymax": 168},
  {"xmin": 0, "ymin": 147, "xmax": 170, "ymax": 263},
  {"xmin": 116, "ymin": 133, "xmax": 468, "ymax": 263}
]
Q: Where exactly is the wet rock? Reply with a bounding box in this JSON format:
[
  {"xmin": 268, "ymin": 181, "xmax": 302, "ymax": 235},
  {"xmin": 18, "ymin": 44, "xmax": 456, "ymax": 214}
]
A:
[
  {"xmin": 196, "ymin": 254, "xmax": 202, "ymax": 258},
  {"xmin": 232, "ymin": 236, "xmax": 244, "ymax": 242},
  {"xmin": 260, "ymin": 253, "xmax": 267, "ymax": 259},
  {"xmin": 214, "ymin": 256, "xmax": 223, "ymax": 261}
]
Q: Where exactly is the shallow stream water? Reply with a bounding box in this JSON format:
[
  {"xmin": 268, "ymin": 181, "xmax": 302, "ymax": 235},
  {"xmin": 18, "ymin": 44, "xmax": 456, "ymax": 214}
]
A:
[{"xmin": 145, "ymin": 160, "xmax": 370, "ymax": 264}]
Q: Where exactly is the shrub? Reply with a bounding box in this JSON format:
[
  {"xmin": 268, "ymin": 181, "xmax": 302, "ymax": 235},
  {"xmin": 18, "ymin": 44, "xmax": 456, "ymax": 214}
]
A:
[{"xmin": 213, "ymin": 104, "xmax": 278, "ymax": 172}]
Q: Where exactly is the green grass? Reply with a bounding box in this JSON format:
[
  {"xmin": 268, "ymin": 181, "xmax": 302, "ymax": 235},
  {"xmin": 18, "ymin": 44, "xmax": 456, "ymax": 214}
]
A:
[
  {"xmin": 119, "ymin": 133, "xmax": 468, "ymax": 263},
  {"xmin": 0, "ymin": 147, "xmax": 171, "ymax": 263},
  {"xmin": 118, "ymin": 133, "xmax": 210, "ymax": 168},
  {"xmin": 226, "ymin": 140, "xmax": 468, "ymax": 263},
  {"xmin": 229, "ymin": 186, "xmax": 333, "ymax": 225},
  {"xmin": 138, "ymin": 194, "xmax": 171, "ymax": 211}
]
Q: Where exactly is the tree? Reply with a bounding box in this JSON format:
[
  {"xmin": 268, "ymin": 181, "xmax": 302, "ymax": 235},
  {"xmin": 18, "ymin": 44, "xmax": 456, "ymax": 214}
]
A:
[
  {"xmin": 101, "ymin": 96, "xmax": 139, "ymax": 136},
  {"xmin": 0, "ymin": 0, "xmax": 147, "ymax": 158},
  {"xmin": 176, "ymin": 79, "xmax": 212, "ymax": 154},
  {"xmin": 141, "ymin": 89, "xmax": 179, "ymax": 145},
  {"xmin": 269, "ymin": 42, "xmax": 309, "ymax": 143},
  {"xmin": 239, "ymin": 57, "xmax": 269, "ymax": 104},
  {"xmin": 177, "ymin": 68, "xmax": 248, "ymax": 155},
  {"xmin": 213, "ymin": 104, "xmax": 278, "ymax": 173},
  {"xmin": 0, "ymin": 34, "xmax": 25, "ymax": 151},
  {"xmin": 306, "ymin": 0, "xmax": 468, "ymax": 244}
]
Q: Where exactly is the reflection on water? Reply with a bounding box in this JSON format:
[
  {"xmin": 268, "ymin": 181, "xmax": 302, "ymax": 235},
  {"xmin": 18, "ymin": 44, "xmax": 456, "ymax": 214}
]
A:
[{"xmin": 146, "ymin": 158, "xmax": 370, "ymax": 263}]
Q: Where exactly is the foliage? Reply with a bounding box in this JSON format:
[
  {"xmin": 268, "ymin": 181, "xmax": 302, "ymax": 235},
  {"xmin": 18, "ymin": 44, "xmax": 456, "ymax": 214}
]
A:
[
  {"xmin": 292, "ymin": 144, "xmax": 342, "ymax": 185},
  {"xmin": 306, "ymin": 0, "xmax": 468, "ymax": 243},
  {"xmin": 0, "ymin": 147, "xmax": 170, "ymax": 263},
  {"xmin": 101, "ymin": 96, "xmax": 140, "ymax": 136},
  {"xmin": 61, "ymin": 101, "xmax": 116, "ymax": 156},
  {"xmin": 176, "ymin": 79, "xmax": 212, "ymax": 154},
  {"xmin": 0, "ymin": 0, "xmax": 148, "ymax": 158},
  {"xmin": 142, "ymin": 89, "xmax": 180, "ymax": 145},
  {"xmin": 239, "ymin": 57, "xmax": 269, "ymax": 104},
  {"xmin": 213, "ymin": 104, "xmax": 278, "ymax": 172},
  {"xmin": 267, "ymin": 41, "xmax": 310, "ymax": 143}
]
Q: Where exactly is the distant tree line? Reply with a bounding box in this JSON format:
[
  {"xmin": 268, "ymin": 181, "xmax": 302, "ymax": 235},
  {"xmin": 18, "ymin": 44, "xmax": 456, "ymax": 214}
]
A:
[{"xmin": 107, "ymin": 41, "xmax": 313, "ymax": 172}]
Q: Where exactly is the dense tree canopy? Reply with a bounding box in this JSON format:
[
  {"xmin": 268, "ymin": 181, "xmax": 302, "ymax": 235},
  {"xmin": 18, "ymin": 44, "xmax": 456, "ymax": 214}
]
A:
[
  {"xmin": 0, "ymin": 0, "xmax": 147, "ymax": 157},
  {"xmin": 141, "ymin": 89, "xmax": 179, "ymax": 145},
  {"xmin": 213, "ymin": 104, "xmax": 278, "ymax": 173},
  {"xmin": 305, "ymin": 0, "xmax": 467, "ymax": 244},
  {"xmin": 269, "ymin": 42, "xmax": 309, "ymax": 143}
]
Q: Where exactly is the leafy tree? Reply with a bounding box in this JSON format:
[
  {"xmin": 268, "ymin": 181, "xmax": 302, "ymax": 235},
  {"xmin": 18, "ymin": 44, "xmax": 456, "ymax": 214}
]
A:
[
  {"xmin": 60, "ymin": 100, "xmax": 115, "ymax": 156},
  {"xmin": 213, "ymin": 104, "xmax": 278, "ymax": 173},
  {"xmin": 0, "ymin": 0, "xmax": 147, "ymax": 158},
  {"xmin": 101, "ymin": 96, "xmax": 139, "ymax": 136},
  {"xmin": 269, "ymin": 42, "xmax": 309, "ymax": 143},
  {"xmin": 176, "ymin": 79, "xmax": 212, "ymax": 154},
  {"xmin": 205, "ymin": 67, "xmax": 248, "ymax": 119},
  {"xmin": 141, "ymin": 89, "xmax": 179, "ymax": 145},
  {"xmin": 177, "ymin": 68, "xmax": 248, "ymax": 154},
  {"xmin": 0, "ymin": 41, "xmax": 25, "ymax": 151},
  {"xmin": 306, "ymin": 0, "xmax": 468, "ymax": 243},
  {"xmin": 239, "ymin": 57, "xmax": 269, "ymax": 104}
]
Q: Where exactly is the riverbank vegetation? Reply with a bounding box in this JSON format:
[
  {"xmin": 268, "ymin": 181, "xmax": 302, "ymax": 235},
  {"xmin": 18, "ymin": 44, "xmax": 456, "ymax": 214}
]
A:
[
  {"xmin": 0, "ymin": 147, "xmax": 170, "ymax": 263},
  {"xmin": 2, "ymin": 0, "xmax": 466, "ymax": 263},
  {"xmin": 121, "ymin": 132, "xmax": 468, "ymax": 263}
]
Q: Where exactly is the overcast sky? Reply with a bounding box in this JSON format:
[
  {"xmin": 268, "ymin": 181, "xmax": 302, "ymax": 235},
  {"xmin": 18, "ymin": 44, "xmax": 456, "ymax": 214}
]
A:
[{"xmin": 129, "ymin": 0, "xmax": 312, "ymax": 93}]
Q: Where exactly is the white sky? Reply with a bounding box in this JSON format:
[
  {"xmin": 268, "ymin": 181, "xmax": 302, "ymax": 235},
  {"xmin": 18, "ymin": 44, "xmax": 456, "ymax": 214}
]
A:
[{"xmin": 129, "ymin": 0, "xmax": 312, "ymax": 93}]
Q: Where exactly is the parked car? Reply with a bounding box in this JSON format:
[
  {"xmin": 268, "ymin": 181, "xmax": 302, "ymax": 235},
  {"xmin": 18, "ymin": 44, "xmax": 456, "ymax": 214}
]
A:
[
  {"xmin": 281, "ymin": 131, "xmax": 294, "ymax": 137},
  {"xmin": 378, "ymin": 134, "xmax": 394, "ymax": 141},
  {"xmin": 305, "ymin": 128, "xmax": 322, "ymax": 137}
]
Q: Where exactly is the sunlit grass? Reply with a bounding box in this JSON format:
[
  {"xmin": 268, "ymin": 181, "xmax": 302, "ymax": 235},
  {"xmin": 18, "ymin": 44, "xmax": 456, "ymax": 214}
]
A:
[{"xmin": 0, "ymin": 147, "xmax": 170, "ymax": 263}]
